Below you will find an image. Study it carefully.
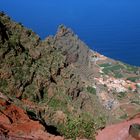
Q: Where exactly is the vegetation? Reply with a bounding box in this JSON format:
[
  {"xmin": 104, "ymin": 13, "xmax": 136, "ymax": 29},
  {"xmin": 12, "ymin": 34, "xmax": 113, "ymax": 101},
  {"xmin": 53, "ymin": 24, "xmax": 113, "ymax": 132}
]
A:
[
  {"xmin": 48, "ymin": 98, "xmax": 66, "ymax": 110},
  {"xmin": 99, "ymin": 62, "xmax": 140, "ymax": 79},
  {"xmin": 101, "ymin": 64, "xmax": 124, "ymax": 75},
  {"xmin": 119, "ymin": 113, "xmax": 128, "ymax": 120},
  {"xmin": 1, "ymin": 12, "xmax": 140, "ymax": 140},
  {"xmin": 114, "ymin": 72, "xmax": 123, "ymax": 78},
  {"xmin": 127, "ymin": 77, "xmax": 140, "ymax": 82},
  {"xmin": 57, "ymin": 114, "xmax": 106, "ymax": 140},
  {"xmin": 125, "ymin": 64, "xmax": 139, "ymax": 73},
  {"xmin": 131, "ymin": 100, "xmax": 140, "ymax": 105},
  {"xmin": 99, "ymin": 63, "xmax": 112, "ymax": 67},
  {"xmin": 117, "ymin": 92, "xmax": 127, "ymax": 99},
  {"xmin": 87, "ymin": 86, "xmax": 96, "ymax": 95},
  {"xmin": 0, "ymin": 79, "xmax": 8, "ymax": 93}
]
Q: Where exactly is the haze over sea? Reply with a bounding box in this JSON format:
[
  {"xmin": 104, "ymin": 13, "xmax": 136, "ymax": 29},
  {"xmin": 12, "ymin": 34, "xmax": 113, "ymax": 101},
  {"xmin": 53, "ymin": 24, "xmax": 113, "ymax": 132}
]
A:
[{"xmin": 0, "ymin": 0, "xmax": 140, "ymax": 66}]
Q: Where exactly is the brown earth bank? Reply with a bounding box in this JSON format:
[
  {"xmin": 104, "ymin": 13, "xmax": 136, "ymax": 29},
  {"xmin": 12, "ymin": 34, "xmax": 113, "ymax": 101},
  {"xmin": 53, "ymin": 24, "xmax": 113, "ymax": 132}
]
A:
[
  {"xmin": 96, "ymin": 114, "xmax": 140, "ymax": 140},
  {"xmin": 0, "ymin": 99, "xmax": 64, "ymax": 140}
]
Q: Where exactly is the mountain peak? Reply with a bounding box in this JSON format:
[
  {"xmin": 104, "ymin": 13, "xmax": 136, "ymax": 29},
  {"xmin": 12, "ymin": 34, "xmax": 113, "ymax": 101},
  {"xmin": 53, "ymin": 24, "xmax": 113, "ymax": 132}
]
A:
[
  {"xmin": 0, "ymin": 12, "xmax": 140, "ymax": 140},
  {"xmin": 56, "ymin": 24, "xmax": 74, "ymax": 37}
]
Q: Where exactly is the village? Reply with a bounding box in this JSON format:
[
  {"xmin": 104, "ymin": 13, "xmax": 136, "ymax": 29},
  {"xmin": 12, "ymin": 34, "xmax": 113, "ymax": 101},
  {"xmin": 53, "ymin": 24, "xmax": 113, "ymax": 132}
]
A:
[{"xmin": 94, "ymin": 76, "xmax": 137, "ymax": 93}]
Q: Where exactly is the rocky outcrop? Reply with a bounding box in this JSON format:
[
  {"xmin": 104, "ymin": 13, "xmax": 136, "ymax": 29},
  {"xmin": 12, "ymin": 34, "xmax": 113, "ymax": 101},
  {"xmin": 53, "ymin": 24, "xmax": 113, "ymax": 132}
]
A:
[
  {"xmin": 0, "ymin": 12, "xmax": 105, "ymax": 140},
  {"xmin": 0, "ymin": 12, "xmax": 84, "ymax": 103},
  {"xmin": 54, "ymin": 25, "xmax": 90, "ymax": 66},
  {"xmin": 0, "ymin": 99, "xmax": 64, "ymax": 140}
]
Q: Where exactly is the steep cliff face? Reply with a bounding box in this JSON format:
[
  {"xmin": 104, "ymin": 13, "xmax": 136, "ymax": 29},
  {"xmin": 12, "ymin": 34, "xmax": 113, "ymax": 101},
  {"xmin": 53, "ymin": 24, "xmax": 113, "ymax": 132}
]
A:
[
  {"xmin": 0, "ymin": 12, "xmax": 84, "ymax": 103},
  {"xmin": 0, "ymin": 12, "xmax": 105, "ymax": 140},
  {"xmin": 0, "ymin": 12, "xmax": 140, "ymax": 140},
  {"xmin": 54, "ymin": 25, "xmax": 90, "ymax": 66}
]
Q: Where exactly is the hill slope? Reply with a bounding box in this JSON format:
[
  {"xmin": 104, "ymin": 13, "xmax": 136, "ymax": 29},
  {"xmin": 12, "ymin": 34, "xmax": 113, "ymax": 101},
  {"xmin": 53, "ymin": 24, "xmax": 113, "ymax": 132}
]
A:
[{"xmin": 0, "ymin": 12, "xmax": 140, "ymax": 140}]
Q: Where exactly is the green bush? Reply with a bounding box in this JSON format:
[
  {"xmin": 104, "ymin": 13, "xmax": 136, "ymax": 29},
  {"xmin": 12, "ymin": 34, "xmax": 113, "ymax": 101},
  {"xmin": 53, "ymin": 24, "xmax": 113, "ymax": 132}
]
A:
[
  {"xmin": 119, "ymin": 113, "xmax": 128, "ymax": 120},
  {"xmin": 117, "ymin": 92, "xmax": 126, "ymax": 99},
  {"xmin": 8, "ymin": 34, "xmax": 19, "ymax": 48},
  {"xmin": 57, "ymin": 114, "xmax": 106, "ymax": 140},
  {"xmin": 99, "ymin": 63, "xmax": 111, "ymax": 67},
  {"xmin": 131, "ymin": 100, "xmax": 140, "ymax": 105},
  {"xmin": 87, "ymin": 86, "xmax": 96, "ymax": 95},
  {"xmin": 127, "ymin": 77, "xmax": 140, "ymax": 82},
  {"xmin": 0, "ymin": 79, "xmax": 8, "ymax": 93},
  {"xmin": 114, "ymin": 72, "xmax": 123, "ymax": 78},
  {"xmin": 58, "ymin": 117, "xmax": 95, "ymax": 140}
]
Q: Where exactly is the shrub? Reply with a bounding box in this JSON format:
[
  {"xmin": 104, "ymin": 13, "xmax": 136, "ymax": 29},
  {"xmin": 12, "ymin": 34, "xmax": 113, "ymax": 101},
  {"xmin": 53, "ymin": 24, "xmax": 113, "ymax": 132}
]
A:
[
  {"xmin": 114, "ymin": 72, "xmax": 123, "ymax": 78},
  {"xmin": 57, "ymin": 114, "xmax": 106, "ymax": 140},
  {"xmin": 8, "ymin": 34, "xmax": 19, "ymax": 48},
  {"xmin": 117, "ymin": 92, "xmax": 126, "ymax": 99},
  {"xmin": 127, "ymin": 77, "xmax": 140, "ymax": 82},
  {"xmin": 119, "ymin": 113, "xmax": 128, "ymax": 120},
  {"xmin": 99, "ymin": 63, "xmax": 111, "ymax": 67},
  {"xmin": 87, "ymin": 86, "xmax": 96, "ymax": 95},
  {"xmin": 58, "ymin": 117, "xmax": 95, "ymax": 140},
  {"xmin": 0, "ymin": 79, "xmax": 8, "ymax": 93},
  {"xmin": 131, "ymin": 100, "xmax": 140, "ymax": 105}
]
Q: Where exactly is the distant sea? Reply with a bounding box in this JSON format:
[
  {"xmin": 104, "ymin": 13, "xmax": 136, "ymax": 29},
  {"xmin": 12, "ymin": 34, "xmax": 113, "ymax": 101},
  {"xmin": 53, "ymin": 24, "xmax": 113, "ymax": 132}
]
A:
[{"xmin": 0, "ymin": 0, "xmax": 140, "ymax": 66}]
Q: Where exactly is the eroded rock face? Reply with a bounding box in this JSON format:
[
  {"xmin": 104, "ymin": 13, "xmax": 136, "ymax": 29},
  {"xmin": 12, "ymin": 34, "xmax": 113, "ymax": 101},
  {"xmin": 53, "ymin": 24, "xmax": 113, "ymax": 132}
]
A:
[{"xmin": 0, "ymin": 100, "xmax": 64, "ymax": 140}]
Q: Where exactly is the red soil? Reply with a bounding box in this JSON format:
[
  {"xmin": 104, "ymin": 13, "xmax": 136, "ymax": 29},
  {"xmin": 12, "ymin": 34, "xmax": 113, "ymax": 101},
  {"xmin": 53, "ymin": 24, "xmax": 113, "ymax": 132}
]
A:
[
  {"xmin": 0, "ymin": 100, "xmax": 64, "ymax": 140},
  {"xmin": 96, "ymin": 114, "xmax": 140, "ymax": 140}
]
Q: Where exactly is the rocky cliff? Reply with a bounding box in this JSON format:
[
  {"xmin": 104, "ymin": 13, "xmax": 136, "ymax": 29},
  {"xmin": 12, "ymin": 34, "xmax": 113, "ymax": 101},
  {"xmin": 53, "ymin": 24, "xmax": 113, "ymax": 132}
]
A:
[{"xmin": 0, "ymin": 12, "xmax": 140, "ymax": 140}]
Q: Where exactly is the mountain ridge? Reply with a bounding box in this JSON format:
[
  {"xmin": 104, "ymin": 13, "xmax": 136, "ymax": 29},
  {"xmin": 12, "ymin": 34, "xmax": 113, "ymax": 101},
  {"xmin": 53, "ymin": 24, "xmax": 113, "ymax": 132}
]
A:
[{"xmin": 0, "ymin": 12, "xmax": 140, "ymax": 140}]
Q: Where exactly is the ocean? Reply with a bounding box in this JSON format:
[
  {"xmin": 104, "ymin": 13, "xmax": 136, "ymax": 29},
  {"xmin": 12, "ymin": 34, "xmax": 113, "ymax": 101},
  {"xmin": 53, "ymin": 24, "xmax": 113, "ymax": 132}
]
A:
[{"xmin": 0, "ymin": 0, "xmax": 140, "ymax": 66}]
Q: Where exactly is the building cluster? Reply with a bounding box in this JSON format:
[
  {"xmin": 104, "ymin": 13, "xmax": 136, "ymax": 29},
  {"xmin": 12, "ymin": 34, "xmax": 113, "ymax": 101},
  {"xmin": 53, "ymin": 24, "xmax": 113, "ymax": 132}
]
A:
[{"xmin": 95, "ymin": 77, "xmax": 137, "ymax": 93}]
